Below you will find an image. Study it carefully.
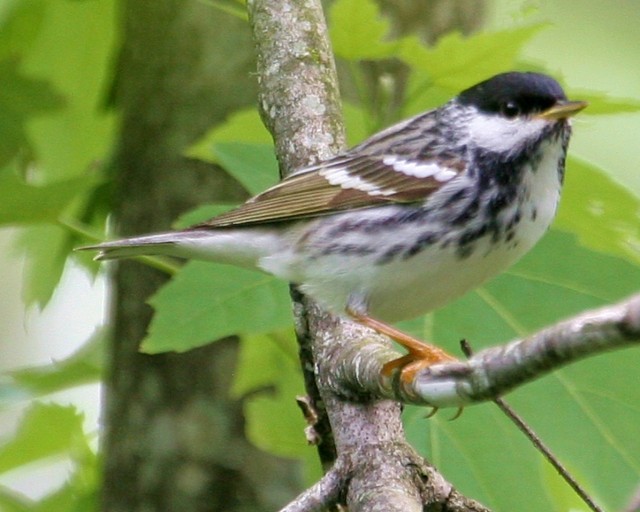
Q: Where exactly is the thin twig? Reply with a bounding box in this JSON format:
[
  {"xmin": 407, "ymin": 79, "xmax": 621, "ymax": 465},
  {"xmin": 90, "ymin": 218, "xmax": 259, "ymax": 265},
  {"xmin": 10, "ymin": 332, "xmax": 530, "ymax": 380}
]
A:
[{"xmin": 460, "ymin": 340, "xmax": 604, "ymax": 512}]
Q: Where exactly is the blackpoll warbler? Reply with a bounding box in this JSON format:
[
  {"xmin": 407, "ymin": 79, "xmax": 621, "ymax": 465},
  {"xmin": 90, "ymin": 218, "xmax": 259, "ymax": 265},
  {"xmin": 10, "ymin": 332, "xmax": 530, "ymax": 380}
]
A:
[{"xmin": 83, "ymin": 72, "xmax": 587, "ymax": 380}]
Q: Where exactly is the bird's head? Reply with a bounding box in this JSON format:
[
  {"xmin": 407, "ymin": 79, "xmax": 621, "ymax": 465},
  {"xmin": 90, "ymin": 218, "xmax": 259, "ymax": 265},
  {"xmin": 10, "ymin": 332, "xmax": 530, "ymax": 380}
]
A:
[{"xmin": 456, "ymin": 72, "xmax": 587, "ymax": 156}]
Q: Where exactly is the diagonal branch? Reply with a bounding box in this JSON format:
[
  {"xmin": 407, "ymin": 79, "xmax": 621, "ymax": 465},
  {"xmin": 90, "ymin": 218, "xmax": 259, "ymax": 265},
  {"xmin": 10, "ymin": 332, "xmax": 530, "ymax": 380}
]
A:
[
  {"xmin": 279, "ymin": 461, "xmax": 346, "ymax": 512},
  {"xmin": 329, "ymin": 292, "xmax": 640, "ymax": 407}
]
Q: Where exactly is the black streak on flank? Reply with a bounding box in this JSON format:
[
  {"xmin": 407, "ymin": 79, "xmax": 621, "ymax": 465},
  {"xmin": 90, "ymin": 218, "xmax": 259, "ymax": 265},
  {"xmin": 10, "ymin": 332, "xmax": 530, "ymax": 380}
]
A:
[
  {"xmin": 450, "ymin": 196, "xmax": 480, "ymax": 226},
  {"xmin": 376, "ymin": 243, "xmax": 405, "ymax": 265},
  {"xmin": 488, "ymin": 191, "xmax": 512, "ymax": 217},
  {"xmin": 319, "ymin": 243, "xmax": 377, "ymax": 257},
  {"xmin": 455, "ymin": 224, "xmax": 489, "ymax": 258},
  {"xmin": 402, "ymin": 232, "xmax": 443, "ymax": 261}
]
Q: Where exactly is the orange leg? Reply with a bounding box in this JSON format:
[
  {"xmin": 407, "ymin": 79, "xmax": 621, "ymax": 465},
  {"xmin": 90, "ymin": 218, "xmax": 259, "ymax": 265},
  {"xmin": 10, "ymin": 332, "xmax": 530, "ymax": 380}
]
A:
[{"xmin": 347, "ymin": 308, "xmax": 458, "ymax": 383}]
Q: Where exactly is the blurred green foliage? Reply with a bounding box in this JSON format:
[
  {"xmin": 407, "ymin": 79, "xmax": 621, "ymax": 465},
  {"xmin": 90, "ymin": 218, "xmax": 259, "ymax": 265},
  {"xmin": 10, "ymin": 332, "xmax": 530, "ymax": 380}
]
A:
[{"xmin": 1, "ymin": 0, "xmax": 640, "ymax": 510}]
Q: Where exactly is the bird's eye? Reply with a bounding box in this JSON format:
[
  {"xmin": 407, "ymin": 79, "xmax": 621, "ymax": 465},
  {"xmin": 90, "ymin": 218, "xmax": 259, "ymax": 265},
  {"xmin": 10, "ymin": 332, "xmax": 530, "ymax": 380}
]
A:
[{"xmin": 500, "ymin": 101, "xmax": 521, "ymax": 119}]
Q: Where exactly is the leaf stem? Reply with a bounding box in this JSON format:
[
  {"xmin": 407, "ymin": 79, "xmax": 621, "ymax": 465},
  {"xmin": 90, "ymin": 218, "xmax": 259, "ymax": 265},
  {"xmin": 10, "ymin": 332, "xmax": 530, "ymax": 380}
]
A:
[
  {"xmin": 58, "ymin": 216, "xmax": 103, "ymax": 242},
  {"xmin": 133, "ymin": 255, "xmax": 181, "ymax": 276}
]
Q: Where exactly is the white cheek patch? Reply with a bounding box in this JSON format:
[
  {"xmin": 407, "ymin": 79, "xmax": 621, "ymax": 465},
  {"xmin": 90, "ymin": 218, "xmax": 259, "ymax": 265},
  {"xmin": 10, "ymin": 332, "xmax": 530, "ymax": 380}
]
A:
[{"xmin": 469, "ymin": 113, "xmax": 547, "ymax": 153}]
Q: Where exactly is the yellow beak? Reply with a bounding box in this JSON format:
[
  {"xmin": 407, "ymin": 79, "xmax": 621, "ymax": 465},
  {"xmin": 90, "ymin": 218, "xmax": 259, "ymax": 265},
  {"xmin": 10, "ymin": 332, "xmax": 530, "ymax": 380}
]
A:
[{"xmin": 537, "ymin": 100, "xmax": 588, "ymax": 120}]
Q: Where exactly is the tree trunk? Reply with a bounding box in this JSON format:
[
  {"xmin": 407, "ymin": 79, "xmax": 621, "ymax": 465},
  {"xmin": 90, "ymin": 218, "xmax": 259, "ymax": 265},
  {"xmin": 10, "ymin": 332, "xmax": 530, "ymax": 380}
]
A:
[
  {"xmin": 248, "ymin": 0, "xmax": 489, "ymax": 510},
  {"xmin": 102, "ymin": 2, "xmax": 301, "ymax": 510}
]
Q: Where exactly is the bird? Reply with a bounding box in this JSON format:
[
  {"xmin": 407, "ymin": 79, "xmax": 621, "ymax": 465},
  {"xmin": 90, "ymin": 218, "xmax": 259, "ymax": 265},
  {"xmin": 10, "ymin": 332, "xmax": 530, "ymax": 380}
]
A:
[{"xmin": 81, "ymin": 71, "xmax": 587, "ymax": 383}]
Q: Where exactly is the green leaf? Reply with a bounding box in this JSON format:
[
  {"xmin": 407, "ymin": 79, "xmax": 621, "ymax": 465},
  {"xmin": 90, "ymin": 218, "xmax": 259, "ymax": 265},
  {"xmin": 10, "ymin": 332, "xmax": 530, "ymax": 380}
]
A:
[
  {"xmin": 29, "ymin": 446, "xmax": 99, "ymax": 512},
  {"xmin": 185, "ymin": 110, "xmax": 279, "ymax": 196},
  {"xmin": 329, "ymin": 0, "xmax": 397, "ymax": 60},
  {"xmin": 556, "ymin": 157, "xmax": 640, "ymax": 266},
  {"xmin": 173, "ymin": 203, "xmax": 238, "ymax": 229},
  {"xmin": 0, "ymin": 403, "xmax": 85, "ymax": 475},
  {"xmin": 0, "ymin": 59, "xmax": 64, "ymax": 165},
  {"xmin": 187, "ymin": 112, "xmax": 280, "ymax": 194},
  {"xmin": 571, "ymin": 90, "xmax": 640, "ymax": 115},
  {"xmin": 5, "ymin": 329, "xmax": 104, "ymax": 401},
  {"xmin": 142, "ymin": 262, "xmax": 292, "ymax": 353},
  {"xmin": 541, "ymin": 459, "xmax": 595, "ymax": 512},
  {"xmin": 232, "ymin": 331, "xmax": 308, "ymax": 458},
  {"xmin": 342, "ymin": 101, "xmax": 370, "ymax": 146},
  {"xmin": 0, "ymin": 487, "xmax": 31, "ymax": 512},
  {"xmin": 200, "ymin": 0, "xmax": 247, "ymax": 20},
  {"xmin": 185, "ymin": 108, "xmax": 271, "ymax": 163},
  {"xmin": 19, "ymin": 0, "xmax": 118, "ymax": 181},
  {"xmin": 231, "ymin": 330, "xmax": 298, "ymax": 397},
  {"xmin": 0, "ymin": 0, "xmax": 46, "ymax": 60},
  {"xmin": 0, "ymin": 167, "xmax": 99, "ymax": 225},
  {"xmin": 404, "ymin": 230, "xmax": 640, "ymax": 511},
  {"xmin": 400, "ymin": 25, "xmax": 544, "ymax": 91},
  {"xmin": 3, "ymin": 0, "xmax": 118, "ymax": 306},
  {"xmin": 14, "ymin": 225, "xmax": 72, "ymax": 307},
  {"xmin": 243, "ymin": 370, "xmax": 308, "ymax": 459},
  {"xmin": 32, "ymin": 484, "xmax": 97, "ymax": 512},
  {"xmin": 213, "ymin": 142, "xmax": 280, "ymax": 195}
]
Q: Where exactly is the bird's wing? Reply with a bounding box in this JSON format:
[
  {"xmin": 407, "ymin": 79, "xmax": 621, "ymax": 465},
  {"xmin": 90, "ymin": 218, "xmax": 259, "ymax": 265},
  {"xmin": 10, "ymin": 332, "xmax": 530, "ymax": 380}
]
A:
[
  {"xmin": 194, "ymin": 152, "xmax": 465, "ymax": 228},
  {"xmin": 193, "ymin": 109, "xmax": 466, "ymax": 228}
]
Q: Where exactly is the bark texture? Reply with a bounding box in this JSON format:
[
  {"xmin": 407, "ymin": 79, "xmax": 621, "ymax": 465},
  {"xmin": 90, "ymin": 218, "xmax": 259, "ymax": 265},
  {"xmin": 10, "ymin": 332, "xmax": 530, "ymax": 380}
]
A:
[
  {"xmin": 248, "ymin": 1, "xmax": 489, "ymax": 510},
  {"xmin": 103, "ymin": 2, "xmax": 300, "ymax": 511}
]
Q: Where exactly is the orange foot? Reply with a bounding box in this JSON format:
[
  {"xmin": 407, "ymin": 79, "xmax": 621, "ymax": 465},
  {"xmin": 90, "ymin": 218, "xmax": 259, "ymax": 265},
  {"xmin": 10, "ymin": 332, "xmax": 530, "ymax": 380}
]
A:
[{"xmin": 347, "ymin": 309, "xmax": 458, "ymax": 384}]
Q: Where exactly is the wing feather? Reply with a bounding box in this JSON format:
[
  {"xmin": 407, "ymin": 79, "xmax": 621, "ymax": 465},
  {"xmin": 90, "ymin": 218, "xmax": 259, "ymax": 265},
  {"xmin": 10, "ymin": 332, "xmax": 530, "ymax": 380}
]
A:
[
  {"xmin": 192, "ymin": 109, "xmax": 466, "ymax": 229},
  {"xmin": 193, "ymin": 153, "xmax": 464, "ymax": 228}
]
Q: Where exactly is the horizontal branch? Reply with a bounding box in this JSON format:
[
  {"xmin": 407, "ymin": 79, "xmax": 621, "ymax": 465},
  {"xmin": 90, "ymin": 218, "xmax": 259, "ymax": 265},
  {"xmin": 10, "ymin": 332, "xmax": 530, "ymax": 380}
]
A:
[{"xmin": 331, "ymin": 293, "xmax": 640, "ymax": 407}]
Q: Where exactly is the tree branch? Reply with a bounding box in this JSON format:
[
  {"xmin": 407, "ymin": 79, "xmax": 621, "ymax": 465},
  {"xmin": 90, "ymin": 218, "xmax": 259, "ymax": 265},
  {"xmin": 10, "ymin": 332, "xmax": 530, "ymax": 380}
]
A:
[
  {"xmin": 247, "ymin": 1, "xmax": 489, "ymax": 510},
  {"xmin": 279, "ymin": 461, "xmax": 346, "ymax": 512},
  {"xmin": 246, "ymin": 0, "xmax": 345, "ymax": 474},
  {"xmin": 327, "ymin": 292, "xmax": 640, "ymax": 407}
]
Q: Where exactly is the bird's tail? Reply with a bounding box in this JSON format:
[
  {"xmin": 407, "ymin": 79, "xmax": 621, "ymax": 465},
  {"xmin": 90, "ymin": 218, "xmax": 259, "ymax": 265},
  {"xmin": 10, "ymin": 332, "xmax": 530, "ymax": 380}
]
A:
[
  {"xmin": 78, "ymin": 232, "xmax": 185, "ymax": 261},
  {"xmin": 77, "ymin": 228, "xmax": 283, "ymax": 270}
]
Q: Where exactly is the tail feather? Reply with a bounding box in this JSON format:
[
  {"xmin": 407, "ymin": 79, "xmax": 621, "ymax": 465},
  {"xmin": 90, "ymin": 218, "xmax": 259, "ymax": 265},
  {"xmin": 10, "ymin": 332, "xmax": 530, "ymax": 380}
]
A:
[
  {"xmin": 78, "ymin": 232, "xmax": 183, "ymax": 261},
  {"xmin": 77, "ymin": 228, "xmax": 282, "ymax": 269}
]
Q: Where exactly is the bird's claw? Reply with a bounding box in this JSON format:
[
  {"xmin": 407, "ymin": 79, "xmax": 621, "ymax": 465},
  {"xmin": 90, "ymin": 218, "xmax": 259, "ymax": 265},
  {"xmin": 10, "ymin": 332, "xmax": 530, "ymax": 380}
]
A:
[{"xmin": 423, "ymin": 406, "xmax": 464, "ymax": 420}]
